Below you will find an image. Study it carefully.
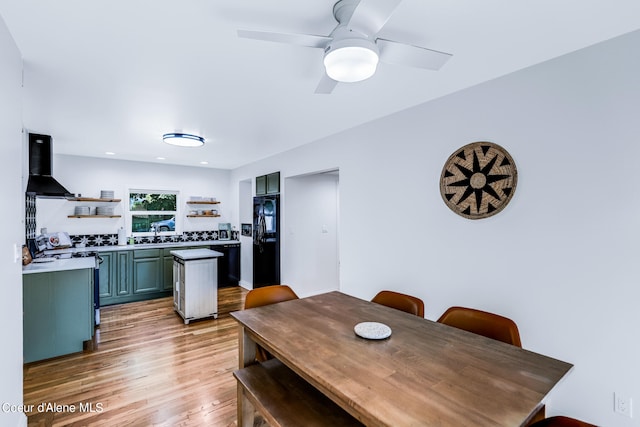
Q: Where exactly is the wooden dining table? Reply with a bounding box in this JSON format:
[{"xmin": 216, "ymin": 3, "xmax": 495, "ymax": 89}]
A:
[{"xmin": 231, "ymin": 291, "xmax": 573, "ymax": 426}]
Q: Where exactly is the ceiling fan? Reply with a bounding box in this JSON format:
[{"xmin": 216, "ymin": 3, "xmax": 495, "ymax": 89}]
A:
[{"xmin": 238, "ymin": 0, "xmax": 452, "ymax": 94}]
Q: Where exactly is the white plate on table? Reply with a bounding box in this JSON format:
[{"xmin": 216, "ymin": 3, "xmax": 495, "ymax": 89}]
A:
[{"xmin": 354, "ymin": 322, "xmax": 392, "ymax": 340}]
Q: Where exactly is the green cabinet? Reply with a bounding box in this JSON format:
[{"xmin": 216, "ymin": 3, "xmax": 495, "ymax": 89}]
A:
[
  {"xmin": 267, "ymin": 172, "xmax": 280, "ymax": 194},
  {"xmin": 133, "ymin": 249, "xmax": 162, "ymax": 294},
  {"xmin": 23, "ymin": 268, "xmax": 94, "ymax": 363},
  {"xmin": 98, "ymin": 251, "xmax": 117, "ymax": 300},
  {"xmin": 256, "ymin": 171, "xmax": 280, "ymax": 195},
  {"xmin": 99, "ymin": 251, "xmax": 133, "ymax": 306},
  {"xmin": 256, "ymin": 175, "xmax": 266, "ymax": 195},
  {"xmin": 99, "ymin": 246, "xmax": 202, "ymax": 306},
  {"xmin": 115, "ymin": 251, "xmax": 132, "ymax": 297},
  {"xmin": 163, "ymin": 248, "xmax": 177, "ymax": 291}
]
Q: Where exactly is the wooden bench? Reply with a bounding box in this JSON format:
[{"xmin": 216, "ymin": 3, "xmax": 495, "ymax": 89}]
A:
[{"xmin": 234, "ymin": 358, "xmax": 363, "ymax": 427}]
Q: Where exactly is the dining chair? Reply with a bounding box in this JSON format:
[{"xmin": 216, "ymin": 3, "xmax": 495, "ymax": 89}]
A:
[
  {"xmin": 371, "ymin": 290, "xmax": 425, "ymax": 317},
  {"xmin": 528, "ymin": 416, "xmax": 597, "ymax": 427},
  {"xmin": 436, "ymin": 306, "xmax": 522, "ymax": 347},
  {"xmin": 244, "ymin": 284, "xmax": 299, "ymax": 362}
]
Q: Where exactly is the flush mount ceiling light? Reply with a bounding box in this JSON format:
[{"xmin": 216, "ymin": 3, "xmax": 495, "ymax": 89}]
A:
[
  {"xmin": 323, "ymin": 37, "xmax": 379, "ymax": 83},
  {"xmin": 162, "ymin": 133, "xmax": 205, "ymax": 147}
]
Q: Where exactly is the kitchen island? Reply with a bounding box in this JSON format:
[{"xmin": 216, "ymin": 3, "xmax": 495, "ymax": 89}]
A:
[
  {"xmin": 23, "ymin": 257, "xmax": 94, "ymax": 363},
  {"xmin": 171, "ymin": 248, "xmax": 223, "ymax": 324}
]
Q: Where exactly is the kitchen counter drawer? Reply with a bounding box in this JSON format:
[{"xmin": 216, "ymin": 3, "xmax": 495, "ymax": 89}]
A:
[{"xmin": 133, "ymin": 248, "xmax": 161, "ymax": 258}]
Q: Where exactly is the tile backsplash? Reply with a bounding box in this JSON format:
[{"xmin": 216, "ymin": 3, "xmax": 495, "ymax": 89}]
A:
[
  {"xmin": 70, "ymin": 230, "xmax": 240, "ymax": 247},
  {"xmin": 25, "ymin": 194, "xmax": 37, "ymax": 239}
]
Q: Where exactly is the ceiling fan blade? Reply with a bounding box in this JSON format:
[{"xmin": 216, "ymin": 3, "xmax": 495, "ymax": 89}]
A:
[
  {"xmin": 348, "ymin": 0, "xmax": 403, "ymax": 36},
  {"xmin": 237, "ymin": 29, "xmax": 331, "ymax": 49},
  {"xmin": 377, "ymin": 38, "xmax": 452, "ymax": 70},
  {"xmin": 314, "ymin": 74, "xmax": 339, "ymax": 94}
]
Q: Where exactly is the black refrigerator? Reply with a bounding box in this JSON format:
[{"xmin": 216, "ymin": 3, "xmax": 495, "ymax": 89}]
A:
[{"xmin": 253, "ymin": 195, "xmax": 280, "ymax": 287}]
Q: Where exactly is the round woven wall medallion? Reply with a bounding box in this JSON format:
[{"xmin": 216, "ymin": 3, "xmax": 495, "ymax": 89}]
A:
[{"xmin": 440, "ymin": 141, "xmax": 517, "ymax": 220}]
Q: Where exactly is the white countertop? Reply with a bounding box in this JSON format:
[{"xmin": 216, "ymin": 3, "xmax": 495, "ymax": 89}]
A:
[
  {"xmin": 22, "ymin": 257, "xmax": 96, "ymax": 275},
  {"xmin": 45, "ymin": 240, "xmax": 239, "ymax": 256},
  {"xmin": 170, "ymin": 248, "xmax": 224, "ymax": 260},
  {"xmin": 27, "ymin": 240, "xmax": 238, "ymax": 274}
]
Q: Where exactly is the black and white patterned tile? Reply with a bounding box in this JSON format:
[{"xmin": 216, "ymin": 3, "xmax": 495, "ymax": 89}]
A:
[
  {"xmin": 25, "ymin": 194, "xmax": 37, "ymax": 239},
  {"xmin": 70, "ymin": 230, "xmax": 232, "ymax": 248}
]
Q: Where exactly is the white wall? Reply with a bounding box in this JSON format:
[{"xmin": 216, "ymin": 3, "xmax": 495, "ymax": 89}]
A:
[
  {"xmin": 283, "ymin": 172, "xmax": 339, "ymax": 297},
  {"xmin": 35, "ymin": 155, "xmax": 232, "ymax": 237},
  {"xmin": 0, "ymin": 15, "xmax": 27, "ymax": 427},
  {"xmin": 238, "ymin": 179, "xmax": 252, "ymax": 287},
  {"xmin": 230, "ymin": 30, "xmax": 640, "ymax": 426}
]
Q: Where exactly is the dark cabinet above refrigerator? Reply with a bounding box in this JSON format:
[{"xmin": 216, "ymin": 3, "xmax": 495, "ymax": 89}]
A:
[{"xmin": 256, "ymin": 171, "xmax": 280, "ymax": 196}]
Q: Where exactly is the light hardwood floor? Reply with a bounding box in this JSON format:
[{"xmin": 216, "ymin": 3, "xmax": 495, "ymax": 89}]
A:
[{"xmin": 24, "ymin": 287, "xmax": 250, "ymax": 427}]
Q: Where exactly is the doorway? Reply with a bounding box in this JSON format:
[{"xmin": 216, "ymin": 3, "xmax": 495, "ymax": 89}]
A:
[{"xmin": 283, "ymin": 169, "xmax": 339, "ymax": 296}]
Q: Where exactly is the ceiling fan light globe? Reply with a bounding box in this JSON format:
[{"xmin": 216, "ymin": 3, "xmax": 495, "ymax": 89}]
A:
[{"xmin": 324, "ymin": 46, "xmax": 379, "ymax": 83}]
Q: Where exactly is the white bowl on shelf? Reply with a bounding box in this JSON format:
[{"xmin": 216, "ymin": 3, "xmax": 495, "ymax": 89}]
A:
[
  {"xmin": 74, "ymin": 206, "xmax": 90, "ymax": 215},
  {"xmin": 96, "ymin": 207, "xmax": 114, "ymax": 215}
]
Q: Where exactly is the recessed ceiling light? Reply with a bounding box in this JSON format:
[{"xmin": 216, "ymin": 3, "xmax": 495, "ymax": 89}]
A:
[
  {"xmin": 156, "ymin": 156, "xmax": 166, "ymax": 160},
  {"xmin": 163, "ymin": 133, "xmax": 205, "ymax": 147},
  {"xmin": 200, "ymin": 161, "xmax": 209, "ymax": 165},
  {"xmin": 105, "ymin": 151, "xmax": 115, "ymax": 155}
]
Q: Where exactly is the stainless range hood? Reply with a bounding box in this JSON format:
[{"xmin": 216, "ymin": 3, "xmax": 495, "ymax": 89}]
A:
[{"xmin": 26, "ymin": 133, "xmax": 74, "ymax": 198}]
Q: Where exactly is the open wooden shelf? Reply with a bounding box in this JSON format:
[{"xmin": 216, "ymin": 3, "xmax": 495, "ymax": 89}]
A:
[
  {"xmin": 187, "ymin": 201, "xmax": 220, "ymax": 205},
  {"xmin": 186, "ymin": 214, "xmax": 221, "ymax": 218},
  {"xmin": 68, "ymin": 198, "xmax": 121, "ymax": 202},
  {"xmin": 68, "ymin": 215, "xmax": 121, "ymax": 218}
]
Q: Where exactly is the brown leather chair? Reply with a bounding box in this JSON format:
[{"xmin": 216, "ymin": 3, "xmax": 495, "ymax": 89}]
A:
[
  {"xmin": 244, "ymin": 285, "xmax": 299, "ymax": 362},
  {"xmin": 371, "ymin": 290, "xmax": 425, "ymax": 317},
  {"xmin": 529, "ymin": 416, "xmax": 597, "ymax": 427},
  {"xmin": 436, "ymin": 306, "xmax": 522, "ymax": 347},
  {"xmin": 245, "ymin": 284, "xmax": 299, "ymax": 310}
]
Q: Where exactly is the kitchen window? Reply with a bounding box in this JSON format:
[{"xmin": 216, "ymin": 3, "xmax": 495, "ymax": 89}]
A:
[{"xmin": 128, "ymin": 190, "xmax": 179, "ymax": 236}]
